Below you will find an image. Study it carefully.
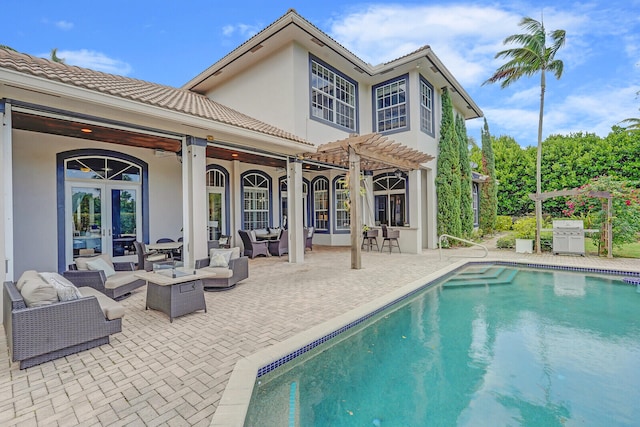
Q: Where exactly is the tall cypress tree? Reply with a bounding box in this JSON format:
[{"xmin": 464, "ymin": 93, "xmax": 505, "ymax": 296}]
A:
[
  {"xmin": 436, "ymin": 88, "xmax": 462, "ymax": 238},
  {"xmin": 457, "ymin": 115, "xmax": 473, "ymax": 237},
  {"xmin": 479, "ymin": 118, "xmax": 497, "ymax": 234}
]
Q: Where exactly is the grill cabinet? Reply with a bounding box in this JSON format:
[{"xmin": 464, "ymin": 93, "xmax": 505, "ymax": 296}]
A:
[{"xmin": 552, "ymin": 220, "xmax": 585, "ymax": 256}]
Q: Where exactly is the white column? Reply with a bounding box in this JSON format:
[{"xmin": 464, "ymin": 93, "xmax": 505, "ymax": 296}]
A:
[
  {"xmin": 349, "ymin": 147, "xmax": 362, "ymax": 269},
  {"xmin": 182, "ymin": 137, "xmax": 208, "ymax": 267},
  {"xmin": 287, "ymin": 158, "xmax": 304, "ymax": 263},
  {"xmin": 231, "ymin": 159, "xmax": 241, "ymax": 248},
  {"xmin": 1, "ymin": 101, "xmax": 14, "ymax": 288}
]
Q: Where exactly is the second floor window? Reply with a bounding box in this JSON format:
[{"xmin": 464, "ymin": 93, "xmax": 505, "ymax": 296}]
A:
[
  {"xmin": 311, "ymin": 59, "xmax": 356, "ymax": 131},
  {"xmin": 420, "ymin": 77, "xmax": 434, "ymax": 135},
  {"xmin": 375, "ymin": 77, "xmax": 407, "ymax": 132}
]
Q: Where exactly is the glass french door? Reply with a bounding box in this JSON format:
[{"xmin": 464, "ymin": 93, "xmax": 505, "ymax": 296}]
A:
[
  {"xmin": 67, "ymin": 183, "xmax": 141, "ymax": 261},
  {"xmin": 207, "ymin": 190, "xmax": 224, "ymax": 240}
]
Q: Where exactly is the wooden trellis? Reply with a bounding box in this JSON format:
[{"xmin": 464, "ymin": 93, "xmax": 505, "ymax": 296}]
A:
[{"xmin": 305, "ymin": 133, "xmax": 434, "ymax": 268}]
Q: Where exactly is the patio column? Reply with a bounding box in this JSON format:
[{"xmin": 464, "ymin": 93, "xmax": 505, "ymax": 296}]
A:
[
  {"xmin": 349, "ymin": 146, "xmax": 362, "ymax": 269},
  {"xmin": 182, "ymin": 137, "xmax": 208, "ymax": 267},
  {"xmin": 287, "ymin": 157, "xmax": 304, "ymax": 263},
  {"xmin": 0, "ymin": 100, "xmax": 14, "ymax": 286}
]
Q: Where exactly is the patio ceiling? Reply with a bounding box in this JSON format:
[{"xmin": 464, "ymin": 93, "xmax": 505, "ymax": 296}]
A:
[{"xmin": 303, "ymin": 133, "xmax": 434, "ymax": 172}]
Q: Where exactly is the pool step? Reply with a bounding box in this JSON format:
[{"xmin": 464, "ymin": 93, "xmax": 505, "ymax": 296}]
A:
[{"xmin": 444, "ymin": 266, "xmax": 518, "ymax": 287}]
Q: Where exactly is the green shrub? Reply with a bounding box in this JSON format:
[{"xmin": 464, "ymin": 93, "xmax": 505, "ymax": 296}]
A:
[
  {"xmin": 513, "ymin": 217, "xmax": 536, "ymax": 239},
  {"xmin": 496, "ymin": 234, "xmax": 516, "ymax": 248},
  {"xmin": 495, "ymin": 215, "xmax": 513, "ymax": 231}
]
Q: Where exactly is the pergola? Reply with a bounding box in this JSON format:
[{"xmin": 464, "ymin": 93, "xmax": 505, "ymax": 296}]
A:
[
  {"xmin": 529, "ymin": 189, "xmax": 613, "ymax": 258},
  {"xmin": 305, "ymin": 133, "xmax": 434, "ymax": 269}
]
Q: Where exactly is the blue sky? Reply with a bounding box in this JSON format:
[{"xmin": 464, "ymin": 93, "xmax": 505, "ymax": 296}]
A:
[{"xmin": 4, "ymin": 0, "xmax": 639, "ymax": 147}]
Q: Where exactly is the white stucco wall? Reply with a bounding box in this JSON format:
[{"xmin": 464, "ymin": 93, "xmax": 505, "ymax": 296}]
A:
[{"xmin": 12, "ymin": 130, "xmax": 183, "ymax": 277}]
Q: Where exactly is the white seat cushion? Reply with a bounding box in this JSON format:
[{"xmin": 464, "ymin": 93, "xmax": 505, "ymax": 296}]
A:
[
  {"xmin": 200, "ymin": 267, "xmax": 233, "ymax": 278},
  {"xmin": 78, "ymin": 287, "xmax": 125, "ymax": 320},
  {"xmin": 104, "ymin": 271, "xmax": 139, "ymax": 290}
]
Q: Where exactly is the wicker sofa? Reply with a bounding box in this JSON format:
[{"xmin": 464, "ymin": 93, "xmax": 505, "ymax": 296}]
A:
[
  {"xmin": 3, "ymin": 272, "xmax": 124, "ymax": 369},
  {"xmin": 63, "ymin": 254, "xmax": 146, "ymax": 300},
  {"xmin": 195, "ymin": 247, "xmax": 249, "ymax": 291}
]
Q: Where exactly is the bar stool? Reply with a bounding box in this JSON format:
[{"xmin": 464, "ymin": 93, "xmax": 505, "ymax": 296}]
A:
[
  {"xmin": 361, "ymin": 229, "xmax": 379, "ymax": 251},
  {"xmin": 380, "ymin": 225, "xmax": 401, "ymax": 253}
]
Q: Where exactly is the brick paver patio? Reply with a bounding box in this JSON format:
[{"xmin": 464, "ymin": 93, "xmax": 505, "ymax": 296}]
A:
[{"xmin": 2, "ymin": 241, "xmax": 639, "ymax": 426}]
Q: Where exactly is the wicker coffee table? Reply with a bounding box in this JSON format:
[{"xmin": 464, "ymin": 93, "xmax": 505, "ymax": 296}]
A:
[{"xmin": 135, "ymin": 269, "xmax": 215, "ymax": 322}]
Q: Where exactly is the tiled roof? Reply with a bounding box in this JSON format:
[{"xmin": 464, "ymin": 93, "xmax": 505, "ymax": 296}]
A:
[{"xmin": 0, "ymin": 48, "xmax": 312, "ymax": 146}]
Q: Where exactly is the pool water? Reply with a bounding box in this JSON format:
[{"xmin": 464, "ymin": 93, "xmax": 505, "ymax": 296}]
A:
[{"xmin": 245, "ymin": 265, "xmax": 640, "ymax": 426}]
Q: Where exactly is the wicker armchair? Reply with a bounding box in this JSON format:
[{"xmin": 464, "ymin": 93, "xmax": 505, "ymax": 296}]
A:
[
  {"xmin": 238, "ymin": 230, "xmax": 269, "ymax": 258},
  {"xmin": 195, "ymin": 250, "xmax": 249, "ymax": 291},
  {"xmin": 268, "ymin": 229, "xmax": 289, "ymax": 257},
  {"xmin": 63, "ymin": 254, "xmax": 145, "ymax": 300}
]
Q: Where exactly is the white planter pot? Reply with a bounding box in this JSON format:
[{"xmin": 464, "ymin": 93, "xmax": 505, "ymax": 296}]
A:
[{"xmin": 515, "ymin": 239, "xmax": 533, "ymax": 254}]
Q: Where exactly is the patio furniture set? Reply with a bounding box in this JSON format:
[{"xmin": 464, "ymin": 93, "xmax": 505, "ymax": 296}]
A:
[
  {"xmin": 238, "ymin": 227, "xmax": 313, "ymax": 259},
  {"xmin": 3, "ymin": 238, "xmax": 250, "ymax": 369}
]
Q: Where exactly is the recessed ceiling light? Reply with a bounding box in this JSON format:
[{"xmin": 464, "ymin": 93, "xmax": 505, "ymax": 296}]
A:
[
  {"xmin": 231, "ymin": 153, "xmax": 239, "ymax": 157},
  {"xmin": 80, "ymin": 128, "xmax": 92, "ymax": 133}
]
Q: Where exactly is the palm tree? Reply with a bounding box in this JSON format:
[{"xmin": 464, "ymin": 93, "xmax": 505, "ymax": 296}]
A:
[
  {"xmin": 483, "ymin": 16, "xmax": 565, "ymax": 253},
  {"xmin": 50, "ymin": 48, "xmax": 65, "ymax": 63},
  {"xmin": 621, "ymin": 91, "xmax": 640, "ymax": 130}
]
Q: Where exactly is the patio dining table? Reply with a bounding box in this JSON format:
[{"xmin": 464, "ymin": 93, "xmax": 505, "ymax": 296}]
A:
[{"xmin": 147, "ymin": 241, "xmax": 183, "ymax": 254}]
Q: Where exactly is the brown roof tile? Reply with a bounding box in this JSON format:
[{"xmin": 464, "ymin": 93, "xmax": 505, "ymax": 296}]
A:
[{"xmin": 0, "ymin": 48, "xmax": 312, "ymax": 146}]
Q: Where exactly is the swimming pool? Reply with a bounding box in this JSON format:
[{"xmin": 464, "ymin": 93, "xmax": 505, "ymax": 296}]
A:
[{"xmin": 242, "ymin": 263, "xmax": 640, "ymax": 426}]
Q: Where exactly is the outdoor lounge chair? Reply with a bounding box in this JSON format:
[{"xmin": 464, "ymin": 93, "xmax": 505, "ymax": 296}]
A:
[
  {"xmin": 268, "ymin": 229, "xmax": 288, "ymax": 257},
  {"xmin": 238, "ymin": 230, "xmax": 269, "ymax": 258}
]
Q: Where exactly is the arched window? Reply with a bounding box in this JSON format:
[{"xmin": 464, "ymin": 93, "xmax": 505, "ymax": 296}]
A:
[
  {"xmin": 373, "ymin": 173, "xmax": 407, "ymax": 226},
  {"xmin": 312, "ymin": 177, "xmax": 329, "ymax": 232},
  {"xmin": 206, "ymin": 168, "xmax": 226, "ymax": 187},
  {"xmin": 334, "ymin": 176, "xmax": 349, "ymax": 231},
  {"xmin": 242, "ymin": 171, "xmax": 271, "ymax": 229}
]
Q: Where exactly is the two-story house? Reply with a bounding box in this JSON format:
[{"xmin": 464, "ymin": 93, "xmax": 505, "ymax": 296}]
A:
[
  {"xmin": 183, "ymin": 9, "xmax": 482, "ymax": 251},
  {"xmin": 0, "ymin": 9, "xmax": 481, "ymax": 288}
]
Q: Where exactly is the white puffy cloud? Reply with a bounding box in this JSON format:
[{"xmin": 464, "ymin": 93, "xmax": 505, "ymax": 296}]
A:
[
  {"xmin": 38, "ymin": 49, "xmax": 132, "ymax": 76},
  {"xmin": 55, "ymin": 20, "xmax": 73, "ymax": 31},
  {"xmin": 324, "ymin": 2, "xmax": 640, "ymax": 144}
]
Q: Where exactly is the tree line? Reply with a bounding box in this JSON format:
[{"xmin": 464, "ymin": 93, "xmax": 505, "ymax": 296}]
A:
[{"xmin": 470, "ymin": 126, "xmax": 640, "ymax": 218}]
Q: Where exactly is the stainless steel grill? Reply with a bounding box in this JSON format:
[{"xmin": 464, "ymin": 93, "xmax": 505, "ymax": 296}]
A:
[{"xmin": 552, "ymin": 220, "xmax": 585, "ymax": 256}]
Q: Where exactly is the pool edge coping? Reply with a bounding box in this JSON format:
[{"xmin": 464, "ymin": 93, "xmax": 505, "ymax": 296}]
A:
[{"xmin": 209, "ymin": 258, "xmax": 639, "ymax": 426}]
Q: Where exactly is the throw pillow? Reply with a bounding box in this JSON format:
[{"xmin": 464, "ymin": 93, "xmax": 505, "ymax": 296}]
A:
[
  {"xmin": 209, "ymin": 253, "xmax": 228, "ymax": 268},
  {"xmin": 39, "ymin": 272, "xmax": 83, "ymax": 301},
  {"xmin": 230, "ymin": 246, "xmax": 241, "ymax": 260},
  {"xmin": 210, "ymin": 248, "xmax": 233, "ymax": 265},
  {"xmin": 16, "ymin": 270, "xmax": 40, "ymax": 292},
  {"xmin": 20, "ymin": 278, "xmax": 58, "ymax": 307},
  {"xmin": 86, "ymin": 257, "xmax": 117, "ymax": 277}
]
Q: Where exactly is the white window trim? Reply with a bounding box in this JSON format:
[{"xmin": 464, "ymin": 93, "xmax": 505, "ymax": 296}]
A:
[
  {"xmin": 310, "ymin": 57, "xmax": 357, "ymax": 131},
  {"xmin": 374, "ymin": 76, "xmax": 408, "ymax": 133}
]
